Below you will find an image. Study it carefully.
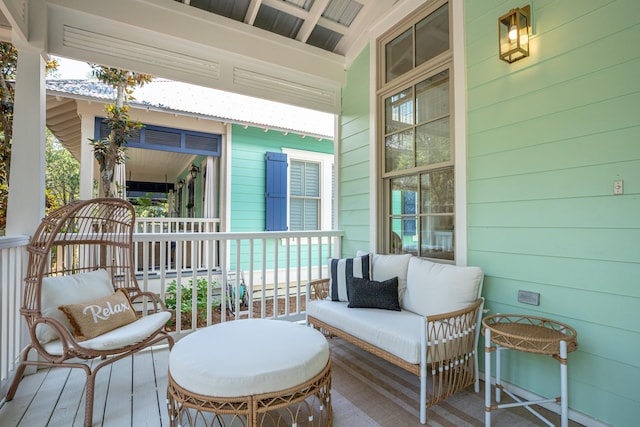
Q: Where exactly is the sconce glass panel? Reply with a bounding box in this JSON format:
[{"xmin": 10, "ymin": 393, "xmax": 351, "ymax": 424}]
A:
[{"xmin": 498, "ymin": 5, "xmax": 530, "ymax": 63}]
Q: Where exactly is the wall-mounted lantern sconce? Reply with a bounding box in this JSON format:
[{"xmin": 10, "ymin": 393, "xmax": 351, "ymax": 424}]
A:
[
  {"xmin": 498, "ymin": 5, "xmax": 531, "ymax": 63},
  {"xmin": 189, "ymin": 164, "xmax": 200, "ymax": 180},
  {"xmin": 177, "ymin": 178, "xmax": 185, "ymax": 190}
]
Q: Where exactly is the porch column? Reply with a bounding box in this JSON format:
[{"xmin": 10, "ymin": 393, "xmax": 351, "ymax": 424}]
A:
[
  {"xmin": 203, "ymin": 156, "xmax": 217, "ymax": 219},
  {"xmin": 6, "ymin": 44, "xmax": 46, "ymax": 236},
  {"xmin": 78, "ymin": 112, "xmax": 95, "ymax": 200}
]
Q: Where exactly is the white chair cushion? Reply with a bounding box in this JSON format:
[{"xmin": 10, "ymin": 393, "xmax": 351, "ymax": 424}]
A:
[
  {"xmin": 38, "ymin": 269, "xmax": 114, "ymax": 343},
  {"xmin": 357, "ymin": 251, "xmax": 412, "ymax": 303},
  {"xmin": 403, "ymin": 257, "xmax": 483, "ymax": 316},
  {"xmin": 169, "ymin": 319, "xmax": 329, "ymax": 397},
  {"xmin": 42, "ymin": 311, "xmax": 171, "ymax": 355}
]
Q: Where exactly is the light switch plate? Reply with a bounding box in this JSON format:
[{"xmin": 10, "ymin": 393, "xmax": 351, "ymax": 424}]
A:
[{"xmin": 614, "ymin": 180, "xmax": 624, "ymax": 195}]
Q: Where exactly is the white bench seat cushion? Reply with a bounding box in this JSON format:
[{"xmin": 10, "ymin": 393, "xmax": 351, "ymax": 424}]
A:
[
  {"xmin": 42, "ymin": 311, "xmax": 171, "ymax": 355},
  {"xmin": 307, "ymin": 300, "xmax": 424, "ymax": 364},
  {"xmin": 169, "ymin": 319, "xmax": 329, "ymax": 397},
  {"xmin": 307, "ymin": 301, "xmax": 473, "ymax": 365}
]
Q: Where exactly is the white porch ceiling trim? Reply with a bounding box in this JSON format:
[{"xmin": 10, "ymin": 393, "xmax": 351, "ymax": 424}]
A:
[
  {"xmin": 62, "ymin": 25, "xmax": 222, "ymax": 80},
  {"xmin": 233, "ymin": 68, "xmax": 337, "ymax": 111},
  {"xmin": 43, "ymin": 0, "xmax": 344, "ymax": 114}
]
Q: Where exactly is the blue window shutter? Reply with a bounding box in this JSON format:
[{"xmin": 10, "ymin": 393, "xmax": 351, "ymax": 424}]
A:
[{"xmin": 265, "ymin": 152, "xmax": 288, "ymax": 231}]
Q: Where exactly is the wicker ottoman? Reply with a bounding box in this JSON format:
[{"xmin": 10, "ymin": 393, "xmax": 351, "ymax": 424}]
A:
[{"xmin": 167, "ymin": 318, "xmax": 332, "ymax": 427}]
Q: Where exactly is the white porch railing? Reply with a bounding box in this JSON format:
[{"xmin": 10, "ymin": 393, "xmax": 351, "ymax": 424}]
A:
[
  {"xmin": 133, "ymin": 218, "xmax": 221, "ymax": 274},
  {"xmin": 0, "ymin": 235, "xmax": 29, "ymax": 395},
  {"xmin": 0, "ymin": 229, "xmax": 342, "ymax": 396},
  {"xmin": 134, "ymin": 217, "xmax": 220, "ymax": 234}
]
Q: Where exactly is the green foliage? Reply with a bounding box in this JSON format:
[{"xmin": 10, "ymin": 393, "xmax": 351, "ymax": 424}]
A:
[
  {"xmin": 164, "ymin": 278, "xmax": 220, "ymax": 327},
  {"xmin": 132, "ymin": 193, "xmax": 168, "ymax": 218},
  {"xmin": 89, "ymin": 65, "xmax": 153, "ymax": 197},
  {"xmin": 45, "ymin": 130, "xmax": 79, "ymax": 213}
]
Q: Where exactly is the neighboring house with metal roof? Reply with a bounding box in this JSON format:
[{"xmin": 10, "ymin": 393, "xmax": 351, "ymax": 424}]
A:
[{"xmin": 45, "ymin": 78, "xmax": 335, "ymax": 233}]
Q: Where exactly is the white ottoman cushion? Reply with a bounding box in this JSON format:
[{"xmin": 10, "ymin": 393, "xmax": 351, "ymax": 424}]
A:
[{"xmin": 169, "ymin": 319, "xmax": 329, "ymax": 397}]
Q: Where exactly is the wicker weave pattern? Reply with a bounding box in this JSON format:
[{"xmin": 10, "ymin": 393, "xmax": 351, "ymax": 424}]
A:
[
  {"xmin": 482, "ymin": 314, "xmax": 578, "ymax": 355},
  {"xmin": 167, "ymin": 359, "xmax": 332, "ymax": 427},
  {"xmin": 307, "ymin": 278, "xmax": 484, "ymax": 412},
  {"xmin": 5, "ymin": 198, "xmax": 174, "ymax": 427}
]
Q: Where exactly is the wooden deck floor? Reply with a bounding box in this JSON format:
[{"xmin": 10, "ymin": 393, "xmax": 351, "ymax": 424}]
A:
[
  {"xmin": 0, "ymin": 339, "xmax": 584, "ymax": 427},
  {"xmin": 0, "ymin": 345, "xmax": 171, "ymax": 427}
]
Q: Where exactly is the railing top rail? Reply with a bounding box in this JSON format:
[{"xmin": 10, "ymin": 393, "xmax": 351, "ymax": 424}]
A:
[
  {"xmin": 132, "ymin": 230, "xmax": 344, "ymax": 242},
  {"xmin": 0, "ymin": 235, "xmax": 30, "ymax": 249},
  {"xmin": 135, "ymin": 218, "xmax": 221, "ymax": 223}
]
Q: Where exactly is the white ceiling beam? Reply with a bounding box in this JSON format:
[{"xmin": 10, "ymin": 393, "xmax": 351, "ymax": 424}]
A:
[
  {"xmin": 296, "ymin": 0, "xmax": 331, "ymax": 43},
  {"xmin": 244, "ymin": 0, "xmax": 262, "ymax": 25},
  {"xmin": 262, "ymin": 0, "xmax": 309, "ymax": 20}
]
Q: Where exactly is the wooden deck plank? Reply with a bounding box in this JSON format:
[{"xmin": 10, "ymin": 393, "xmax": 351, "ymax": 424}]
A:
[
  {"xmin": 132, "ymin": 349, "xmax": 162, "ymax": 427},
  {"xmin": 84, "ymin": 359, "xmax": 111, "ymax": 427},
  {"xmin": 47, "ymin": 364, "xmax": 87, "ymax": 427},
  {"xmin": 0, "ymin": 366, "xmax": 47, "ymax": 426},
  {"xmin": 102, "ymin": 356, "xmax": 133, "ymax": 427},
  {"xmin": 17, "ymin": 367, "xmax": 72, "ymax": 426},
  {"xmin": 151, "ymin": 346, "xmax": 170, "ymax": 427}
]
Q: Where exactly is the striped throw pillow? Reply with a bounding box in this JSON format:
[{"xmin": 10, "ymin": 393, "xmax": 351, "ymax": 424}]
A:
[{"xmin": 329, "ymin": 254, "xmax": 372, "ymax": 302}]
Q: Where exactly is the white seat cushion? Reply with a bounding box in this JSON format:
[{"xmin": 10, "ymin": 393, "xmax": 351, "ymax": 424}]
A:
[
  {"xmin": 307, "ymin": 300, "xmax": 472, "ymax": 365},
  {"xmin": 307, "ymin": 299, "xmax": 424, "ymax": 364},
  {"xmin": 169, "ymin": 319, "xmax": 329, "ymax": 397},
  {"xmin": 403, "ymin": 257, "xmax": 483, "ymax": 316},
  {"xmin": 42, "ymin": 311, "xmax": 171, "ymax": 355}
]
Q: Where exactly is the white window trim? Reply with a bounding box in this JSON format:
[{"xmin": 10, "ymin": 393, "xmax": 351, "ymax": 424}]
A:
[
  {"xmin": 282, "ymin": 148, "xmax": 334, "ymax": 232},
  {"xmin": 367, "ymin": 0, "xmax": 467, "ymax": 264}
]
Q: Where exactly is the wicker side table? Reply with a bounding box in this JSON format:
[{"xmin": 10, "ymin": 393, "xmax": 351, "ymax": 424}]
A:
[{"xmin": 482, "ymin": 314, "xmax": 578, "ymax": 427}]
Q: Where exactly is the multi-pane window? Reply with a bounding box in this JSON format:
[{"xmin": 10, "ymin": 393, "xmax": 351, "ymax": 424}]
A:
[
  {"xmin": 378, "ymin": 0, "xmax": 454, "ymax": 261},
  {"xmin": 290, "ymin": 160, "xmax": 321, "ymax": 231}
]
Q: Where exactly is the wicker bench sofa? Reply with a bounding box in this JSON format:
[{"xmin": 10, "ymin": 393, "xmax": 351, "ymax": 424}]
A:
[{"xmin": 305, "ymin": 252, "xmax": 485, "ymax": 424}]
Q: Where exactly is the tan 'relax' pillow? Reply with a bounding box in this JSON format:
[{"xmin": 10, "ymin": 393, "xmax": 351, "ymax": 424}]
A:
[{"xmin": 59, "ymin": 288, "xmax": 137, "ymax": 340}]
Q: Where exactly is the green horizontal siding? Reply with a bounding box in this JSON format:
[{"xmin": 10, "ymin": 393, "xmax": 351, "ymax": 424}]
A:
[
  {"xmin": 230, "ymin": 125, "xmax": 333, "ymax": 233},
  {"xmin": 466, "ymin": 0, "xmax": 640, "ymax": 425},
  {"xmin": 339, "ymin": 46, "xmax": 371, "ymax": 257}
]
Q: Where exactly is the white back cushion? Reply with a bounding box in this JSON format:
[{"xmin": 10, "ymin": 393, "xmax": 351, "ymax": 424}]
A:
[
  {"xmin": 403, "ymin": 257, "xmax": 483, "ymax": 316},
  {"xmin": 357, "ymin": 251, "xmax": 412, "ymax": 303},
  {"xmin": 38, "ymin": 269, "xmax": 114, "ymax": 343}
]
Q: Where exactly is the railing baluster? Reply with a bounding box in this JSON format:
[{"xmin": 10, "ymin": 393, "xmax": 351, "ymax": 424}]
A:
[{"xmin": 284, "ymin": 236, "xmax": 290, "ymax": 317}]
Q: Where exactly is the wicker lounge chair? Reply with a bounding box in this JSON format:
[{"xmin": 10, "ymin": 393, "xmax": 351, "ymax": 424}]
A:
[{"xmin": 5, "ymin": 198, "xmax": 174, "ymax": 427}]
